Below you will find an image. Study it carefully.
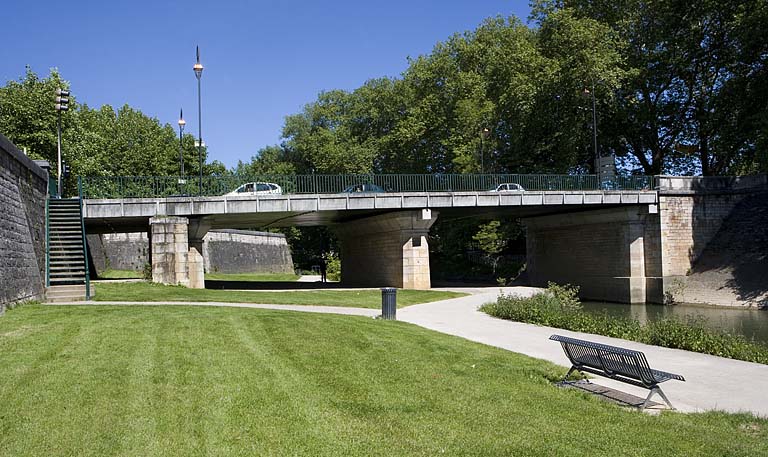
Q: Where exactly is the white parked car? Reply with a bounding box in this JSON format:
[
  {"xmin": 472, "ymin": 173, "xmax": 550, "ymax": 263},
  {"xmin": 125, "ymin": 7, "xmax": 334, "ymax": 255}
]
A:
[
  {"xmin": 491, "ymin": 183, "xmax": 525, "ymax": 192},
  {"xmin": 226, "ymin": 182, "xmax": 282, "ymax": 196}
]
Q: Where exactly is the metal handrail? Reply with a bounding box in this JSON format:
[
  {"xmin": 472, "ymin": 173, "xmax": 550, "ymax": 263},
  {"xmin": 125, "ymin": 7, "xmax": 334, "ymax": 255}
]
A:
[
  {"xmin": 77, "ymin": 178, "xmax": 91, "ymax": 300},
  {"xmin": 45, "ymin": 197, "xmax": 50, "ymax": 288},
  {"xmin": 80, "ymin": 174, "xmax": 656, "ymax": 199}
]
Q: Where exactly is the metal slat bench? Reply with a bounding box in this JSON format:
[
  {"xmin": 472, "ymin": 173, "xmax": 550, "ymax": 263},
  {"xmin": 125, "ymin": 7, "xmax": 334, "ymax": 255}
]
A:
[{"xmin": 550, "ymin": 334, "xmax": 685, "ymax": 409}]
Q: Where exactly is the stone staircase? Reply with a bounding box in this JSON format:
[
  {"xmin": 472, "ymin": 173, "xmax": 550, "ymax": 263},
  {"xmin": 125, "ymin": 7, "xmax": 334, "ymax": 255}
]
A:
[{"xmin": 46, "ymin": 198, "xmax": 90, "ymax": 302}]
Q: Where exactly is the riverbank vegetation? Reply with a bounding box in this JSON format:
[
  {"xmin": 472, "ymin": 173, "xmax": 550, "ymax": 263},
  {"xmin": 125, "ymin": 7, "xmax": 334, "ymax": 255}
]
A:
[{"xmin": 480, "ymin": 283, "xmax": 768, "ymax": 364}]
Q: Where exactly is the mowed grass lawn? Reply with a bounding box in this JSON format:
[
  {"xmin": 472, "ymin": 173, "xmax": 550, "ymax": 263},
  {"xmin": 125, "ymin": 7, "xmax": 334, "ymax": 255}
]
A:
[
  {"xmin": 1, "ymin": 305, "xmax": 766, "ymax": 456},
  {"xmin": 98, "ymin": 269, "xmax": 143, "ymax": 279},
  {"xmin": 93, "ymin": 281, "xmax": 464, "ymax": 308},
  {"xmin": 204, "ymin": 272, "xmax": 300, "ymax": 281}
]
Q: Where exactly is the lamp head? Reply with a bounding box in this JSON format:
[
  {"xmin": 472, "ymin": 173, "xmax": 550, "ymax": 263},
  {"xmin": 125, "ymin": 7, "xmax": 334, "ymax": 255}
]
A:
[
  {"xmin": 178, "ymin": 108, "xmax": 186, "ymax": 128},
  {"xmin": 193, "ymin": 45, "xmax": 204, "ymax": 78}
]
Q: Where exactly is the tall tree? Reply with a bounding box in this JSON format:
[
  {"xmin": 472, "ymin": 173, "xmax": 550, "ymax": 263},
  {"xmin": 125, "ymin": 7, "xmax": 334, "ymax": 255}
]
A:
[{"xmin": 532, "ymin": 0, "xmax": 768, "ymax": 175}]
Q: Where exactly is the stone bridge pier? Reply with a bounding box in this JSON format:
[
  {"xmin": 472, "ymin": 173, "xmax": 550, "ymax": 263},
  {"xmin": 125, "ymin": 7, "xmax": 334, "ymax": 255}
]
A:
[
  {"xmin": 523, "ymin": 175, "xmax": 767, "ymax": 304},
  {"xmin": 149, "ymin": 216, "xmax": 205, "ymax": 288},
  {"xmin": 523, "ymin": 207, "xmax": 661, "ymax": 304},
  {"xmin": 334, "ymin": 209, "xmax": 437, "ymax": 289}
]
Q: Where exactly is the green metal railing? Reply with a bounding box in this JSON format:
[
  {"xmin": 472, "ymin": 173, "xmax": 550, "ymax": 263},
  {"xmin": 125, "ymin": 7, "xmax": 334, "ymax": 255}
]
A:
[
  {"xmin": 45, "ymin": 197, "xmax": 51, "ymax": 288},
  {"xmin": 77, "ymin": 179, "xmax": 91, "ymax": 300},
  {"xmin": 79, "ymin": 174, "xmax": 656, "ymax": 199}
]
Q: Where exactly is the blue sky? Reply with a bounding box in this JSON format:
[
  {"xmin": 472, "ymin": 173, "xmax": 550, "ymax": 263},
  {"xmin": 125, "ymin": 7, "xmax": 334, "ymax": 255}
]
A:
[{"xmin": 1, "ymin": 1, "xmax": 532, "ymax": 168}]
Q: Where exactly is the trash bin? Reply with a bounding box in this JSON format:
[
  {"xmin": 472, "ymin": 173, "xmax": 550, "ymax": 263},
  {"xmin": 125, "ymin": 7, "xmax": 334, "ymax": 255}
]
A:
[{"xmin": 381, "ymin": 287, "xmax": 397, "ymax": 320}]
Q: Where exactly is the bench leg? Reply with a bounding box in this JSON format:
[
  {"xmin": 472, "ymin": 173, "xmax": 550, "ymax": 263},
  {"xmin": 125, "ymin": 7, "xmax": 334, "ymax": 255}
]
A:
[
  {"xmin": 643, "ymin": 386, "xmax": 675, "ymax": 410},
  {"xmin": 561, "ymin": 366, "xmax": 577, "ymax": 383}
]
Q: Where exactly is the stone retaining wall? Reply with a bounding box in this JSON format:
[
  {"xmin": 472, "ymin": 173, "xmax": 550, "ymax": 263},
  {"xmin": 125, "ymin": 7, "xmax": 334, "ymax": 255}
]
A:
[
  {"xmin": 204, "ymin": 230, "xmax": 293, "ymax": 274},
  {"xmin": 0, "ymin": 134, "xmax": 48, "ymax": 312},
  {"xmin": 88, "ymin": 229, "xmax": 293, "ymax": 275}
]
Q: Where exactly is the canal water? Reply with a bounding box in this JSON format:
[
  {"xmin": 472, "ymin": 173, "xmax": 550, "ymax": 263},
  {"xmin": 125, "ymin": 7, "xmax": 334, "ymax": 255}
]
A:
[{"xmin": 580, "ymin": 302, "xmax": 768, "ymax": 345}]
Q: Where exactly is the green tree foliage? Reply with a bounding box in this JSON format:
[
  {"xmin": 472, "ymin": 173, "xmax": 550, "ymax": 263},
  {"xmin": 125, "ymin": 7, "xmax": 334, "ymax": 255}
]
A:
[
  {"xmin": 473, "ymin": 220, "xmax": 506, "ymax": 258},
  {"xmin": 0, "ymin": 68, "xmax": 211, "ymax": 191},
  {"xmin": 273, "ymin": 15, "xmax": 627, "ymax": 175},
  {"xmin": 532, "ymin": 0, "xmax": 768, "ymax": 175},
  {"xmin": 472, "ymin": 220, "xmax": 507, "ymax": 274},
  {"xmin": 0, "ymin": 67, "xmax": 70, "ymax": 161},
  {"xmin": 233, "ymin": 145, "xmax": 296, "ymax": 176}
]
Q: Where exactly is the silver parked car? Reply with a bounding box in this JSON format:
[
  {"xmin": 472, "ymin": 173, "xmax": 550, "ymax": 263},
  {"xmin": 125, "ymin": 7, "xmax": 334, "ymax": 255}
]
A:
[
  {"xmin": 226, "ymin": 182, "xmax": 282, "ymax": 196},
  {"xmin": 491, "ymin": 183, "xmax": 525, "ymax": 192}
]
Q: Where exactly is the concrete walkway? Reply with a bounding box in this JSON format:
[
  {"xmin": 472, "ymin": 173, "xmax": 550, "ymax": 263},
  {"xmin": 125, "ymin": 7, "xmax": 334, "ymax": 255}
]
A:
[
  {"xmin": 51, "ymin": 300, "xmax": 380, "ymax": 317},
  {"xmin": 400, "ymin": 287, "xmax": 768, "ymax": 417},
  {"xmin": 50, "ymin": 286, "xmax": 768, "ymax": 417}
]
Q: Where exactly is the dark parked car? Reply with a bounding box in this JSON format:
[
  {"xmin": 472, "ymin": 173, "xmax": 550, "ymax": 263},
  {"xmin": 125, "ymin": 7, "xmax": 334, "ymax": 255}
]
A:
[{"xmin": 342, "ymin": 183, "xmax": 386, "ymax": 193}]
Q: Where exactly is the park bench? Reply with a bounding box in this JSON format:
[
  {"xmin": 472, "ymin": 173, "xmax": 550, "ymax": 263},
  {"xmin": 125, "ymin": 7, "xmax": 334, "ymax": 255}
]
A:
[{"xmin": 549, "ymin": 334, "xmax": 685, "ymax": 409}]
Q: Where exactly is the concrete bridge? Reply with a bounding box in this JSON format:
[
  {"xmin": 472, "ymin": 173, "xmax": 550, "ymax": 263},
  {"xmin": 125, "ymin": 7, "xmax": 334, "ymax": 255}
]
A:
[{"xmin": 81, "ymin": 175, "xmax": 767, "ymax": 304}]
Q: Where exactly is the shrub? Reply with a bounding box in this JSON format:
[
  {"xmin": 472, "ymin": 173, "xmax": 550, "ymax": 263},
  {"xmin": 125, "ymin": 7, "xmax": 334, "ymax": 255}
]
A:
[
  {"xmin": 142, "ymin": 263, "xmax": 152, "ymax": 281},
  {"xmin": 480, "ymin": 283, "xmax": 768, "ymax": 365},
  {"xmin": 326, "ymin": 253, "xmax": 341, "ymax": 282}
]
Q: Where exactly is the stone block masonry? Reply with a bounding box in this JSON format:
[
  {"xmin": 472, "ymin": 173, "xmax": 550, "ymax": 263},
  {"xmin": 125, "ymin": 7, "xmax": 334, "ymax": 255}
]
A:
[
  {"xmin": 149, "ymin": 216, "xmax": 203, "ymax": 288},
  {"xmin": 659, "ymin": 194, "xmax": 748, "ymax": 277},
  {"xmin": 204, "ymin": 230, "xmax": 293, "ymax": 274},
  {"xmin": 334, "ymin": 210, "xmax": 436, "ymax": 289},
  {"xmin": 87, "ymin": 232, "xmax": 148, "ymax": 272},
  {"xmin": 87, "ymin": 229, "xmax": 293, "ymax": 275},
  {"xmin": 523, "ymin": 176, "xmax": 767, "ymax": 305},
  {"xmin": 524, "ymin": 207, "xmax": 655, "ymax": 303},
  {"xmin": 0, "ymin": 134, "xmax": 48, "ymax": 313}
]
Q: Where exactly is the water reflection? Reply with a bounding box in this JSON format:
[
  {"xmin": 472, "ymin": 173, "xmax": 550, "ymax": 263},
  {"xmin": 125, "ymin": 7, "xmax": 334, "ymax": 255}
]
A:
[{"xmin": 580, "ymin": 302, "xmax": 768, "ymax": 345}]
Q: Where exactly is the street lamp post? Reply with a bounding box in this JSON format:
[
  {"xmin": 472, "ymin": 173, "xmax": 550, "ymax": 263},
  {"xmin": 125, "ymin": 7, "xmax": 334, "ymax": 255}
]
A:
[
  {"xmin": 178, "ymin": 108, "xmax": 186, "ymax": 179},
  {"xmin": 583, "ymin": 83, "xmax": 598, "ymax": 174},
  {"xmin": 480, "ymin": 127, "xmax": 490, "ymax": 174},
  {"xmin": 54, "ymin": 89, "xmax": 70, "ymax": 197},
  {"xmin": 193, "ymin": 46, "xmax": 204, "ymax": 195}
]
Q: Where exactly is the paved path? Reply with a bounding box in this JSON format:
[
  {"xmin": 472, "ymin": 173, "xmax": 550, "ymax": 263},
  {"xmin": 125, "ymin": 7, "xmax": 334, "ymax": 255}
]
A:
[
  {"xmin": 51, "ymin": 286, "xmax": 768, "ymax": 417},
  {"xmin": 51, "ymin": 300, "xmax": 380, "ymax": 317},
  {"xmin": 400, "ymin": 287, "xmax": 768, "ymax": 417}
]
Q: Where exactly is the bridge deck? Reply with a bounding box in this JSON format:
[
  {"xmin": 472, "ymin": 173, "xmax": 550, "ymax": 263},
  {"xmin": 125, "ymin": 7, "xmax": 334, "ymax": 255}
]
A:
[{"xmin": 82, "ymin": 190, "xmax": 658, "ymax": 231}]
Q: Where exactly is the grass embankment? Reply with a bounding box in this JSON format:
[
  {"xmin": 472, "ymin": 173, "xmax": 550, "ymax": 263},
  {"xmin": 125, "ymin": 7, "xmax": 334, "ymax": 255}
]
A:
[
  {"xmin": 98, "ymin": 269, "xmax": 143, "ymax": 279},
  {"xmin": 481, "ymin": 284, "xmax": 768, "ymax": 364},
  {"xmin": 0, "ymin": 305, "xmax": 765, "ymax": 456},
  {"xmin": 93, "ymin": 281, "xmax": 464, "ymax": 308},
  {"xmin": 204, "ymin": 272, "xmax": 300, "ymax": 281}
]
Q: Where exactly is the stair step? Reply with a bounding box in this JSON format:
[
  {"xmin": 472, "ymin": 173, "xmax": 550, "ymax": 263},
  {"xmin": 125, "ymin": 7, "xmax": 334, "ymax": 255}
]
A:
[
  {"xmin": 49, "ymin": 280, "xmax": 86, "ymax": 285},
  {"xmin": 47, "ymin": 284, "xmax": 86, "ymax": 292}
]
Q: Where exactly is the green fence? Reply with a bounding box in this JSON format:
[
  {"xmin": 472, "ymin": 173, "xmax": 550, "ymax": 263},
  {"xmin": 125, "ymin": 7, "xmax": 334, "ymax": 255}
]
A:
[{"xmin": 79, "ymin": 174, "xmax": 656, "ymax": 199}]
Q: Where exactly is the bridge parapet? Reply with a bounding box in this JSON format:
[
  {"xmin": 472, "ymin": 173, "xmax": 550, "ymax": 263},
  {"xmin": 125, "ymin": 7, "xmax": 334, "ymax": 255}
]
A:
[
  {"xmin": 79, "ymin": 174, "xmax": 656, "ymax": 199},
  {"xmin": 656, "ymin": 174, "xmax": 767, "ymax": 195}
]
